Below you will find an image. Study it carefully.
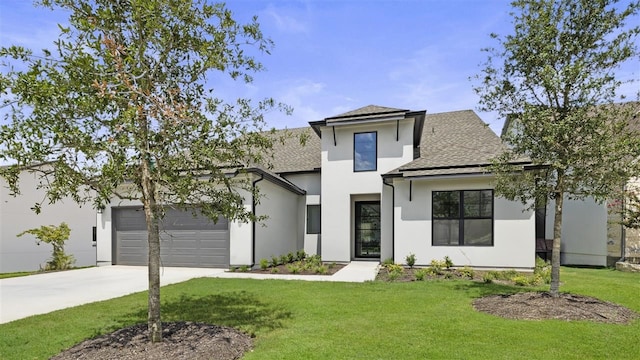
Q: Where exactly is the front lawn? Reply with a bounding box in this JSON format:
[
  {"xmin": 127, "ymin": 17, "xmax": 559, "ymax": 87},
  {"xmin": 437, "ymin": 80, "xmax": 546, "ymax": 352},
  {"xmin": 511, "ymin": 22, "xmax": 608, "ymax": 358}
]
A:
[{"xmin": 1, "ymin": 267, "xmax": 638, "ymax": 359}]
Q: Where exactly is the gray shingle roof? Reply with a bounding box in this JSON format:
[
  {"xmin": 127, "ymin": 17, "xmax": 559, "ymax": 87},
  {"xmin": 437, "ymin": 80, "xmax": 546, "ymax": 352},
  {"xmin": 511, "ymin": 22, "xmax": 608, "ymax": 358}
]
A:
[
  {"xmin": 267, "ymin": 127, "xmax": 321, "ymax": 173},
  {"xmin": 268, "ymin": 108, "xmax": 526, "ymax": 178},
  {"xmin": 328, "ymin": 105, "xmax": 409, "ymax": 120},
  {"xmin": 398, "ymin": 110, "xmax": 506, "ymax": 172}
]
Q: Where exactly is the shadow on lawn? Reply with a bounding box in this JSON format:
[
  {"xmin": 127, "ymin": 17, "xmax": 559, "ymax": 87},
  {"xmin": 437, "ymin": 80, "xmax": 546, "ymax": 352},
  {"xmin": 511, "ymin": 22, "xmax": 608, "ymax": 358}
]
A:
[
  {"xmin": 452, "ymin": 281, "xmax": 532, "ymax": 298},
  {"xmin": 132, "ymin": 290, "xmax": 293, "ymax": 336}
]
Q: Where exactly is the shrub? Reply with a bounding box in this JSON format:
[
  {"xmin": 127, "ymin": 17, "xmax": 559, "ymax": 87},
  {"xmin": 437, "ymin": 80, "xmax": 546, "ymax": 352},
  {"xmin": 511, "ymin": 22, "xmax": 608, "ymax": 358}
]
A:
[
  {"xmin": 314, "ymin": 265, "xmax": 328, "ymax": 274},
  {"xmin": 482, "ymin": 272, "xmax": 495, "ymax": 283},
  {"xmin": 414, "ymin": 268, "xmax": 428, "ymax": 281},
  {"xmin": 534, "ymin": 256, "xmax": 551, "ymax": 284},
  {"xmin": 458, "ymin": 266, "xmax": 475, "ymax": 279},
  {"xmin": 279, "ymin": 254, "xmax": 289, "ymax": 265},
  {"xmin": 444, "ymin": 256, "xmax": 453, "ymax": 269},
  {"xmin": 427, "ymin": 259, "xmax": 445, "ymax": 275},
  {"xmin": 270, "ymin": 267, "xmax": 279, "ymax": 274},
  {"xmin": 386, "ymin": 263, "xmax": 405, "ymax": 281},
  {"xmin": 259, "ymin": 258, "xmax": 269, "ymax": 270},
  {"xmin": 405, "ymin": 253, "xmax": 416, "ymax": 268},
  {"xmin": 513, "ymin": 275, "xmax": 531, "ymax": 286},
  {"xmin": 239, "ymin": 265, "xmax": 250, "ymax": 272},
  {"xmin": 286, "ymin": 263, "xmax": 301, "ymax": 274},
  {"xmin": 285, "ymin": 252, "xmax": 295, "ymax": 263},
  {"xmin": 270, "ymin": 256, "xmax": 280, "ymax": 267},
  {"xmin": 296, "ymin": 250, "xmax": 307, "ymax": 261},
  {"xmin": 18, "ymin": 222, "xmax": 75, "ymax": 270}
]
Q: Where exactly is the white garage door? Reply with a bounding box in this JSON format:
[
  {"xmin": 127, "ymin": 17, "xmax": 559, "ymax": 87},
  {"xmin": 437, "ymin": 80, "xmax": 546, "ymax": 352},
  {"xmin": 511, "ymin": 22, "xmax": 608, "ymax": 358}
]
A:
[{"xmin": 113, "ymin": 207, "xmax": 230, "ymax": 268}]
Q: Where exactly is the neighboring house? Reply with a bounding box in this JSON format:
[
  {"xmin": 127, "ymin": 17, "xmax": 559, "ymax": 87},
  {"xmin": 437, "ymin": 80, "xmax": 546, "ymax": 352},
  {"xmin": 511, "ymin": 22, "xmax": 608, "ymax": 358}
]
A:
[
  {"xmin": 501, "ymin": 104, "xmax": 640, "ymax": 266},
  {"xmin": 95, "ymin": 105, "xmax": 536, "ymax": 269},
  {"xmin": 0, "ymin": 166, "xmax": 97, "ymax": 272}
]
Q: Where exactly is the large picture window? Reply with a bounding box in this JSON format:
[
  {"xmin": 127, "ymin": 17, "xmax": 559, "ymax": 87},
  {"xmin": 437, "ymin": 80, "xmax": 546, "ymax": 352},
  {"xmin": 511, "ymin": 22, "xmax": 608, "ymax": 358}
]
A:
[
  {"xmin": 306, "ymin": 205, "xmax": 321, "ymax": 234},
  {"xmin": 354, "ymin": 132, "xmax": 377, "ymax": 172},
  {"xmin": 432, "ymin": 190, "xmax": 493, "ymax": 246}
]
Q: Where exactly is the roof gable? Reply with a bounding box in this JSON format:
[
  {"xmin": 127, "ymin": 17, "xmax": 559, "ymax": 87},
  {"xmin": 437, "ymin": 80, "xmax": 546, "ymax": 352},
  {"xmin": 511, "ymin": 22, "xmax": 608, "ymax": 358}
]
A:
[{"xmin": 326, "ymin": 105, "xmax": 409, "ymax": 121}]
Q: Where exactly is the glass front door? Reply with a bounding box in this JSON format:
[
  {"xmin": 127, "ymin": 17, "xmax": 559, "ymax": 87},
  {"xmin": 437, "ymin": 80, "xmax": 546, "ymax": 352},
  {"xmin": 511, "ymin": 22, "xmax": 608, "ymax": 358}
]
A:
[{"xmin": 355, "ymin": 201, "xmax": 381, "ymax": 258}]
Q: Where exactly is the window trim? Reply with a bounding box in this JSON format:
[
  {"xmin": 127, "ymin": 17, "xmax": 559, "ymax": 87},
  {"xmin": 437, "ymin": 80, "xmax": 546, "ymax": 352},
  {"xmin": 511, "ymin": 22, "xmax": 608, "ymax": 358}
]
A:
[
  {"xmin": 431, "ymin": 189, "xmax": 494, "ymax": 246},
  {"xmin": 353, "ymin": 131, "xmax": 377, "ymax": 172},
  {"xmin": 306, "ymin": 204, "xmax": 321, "ymax": 234}
]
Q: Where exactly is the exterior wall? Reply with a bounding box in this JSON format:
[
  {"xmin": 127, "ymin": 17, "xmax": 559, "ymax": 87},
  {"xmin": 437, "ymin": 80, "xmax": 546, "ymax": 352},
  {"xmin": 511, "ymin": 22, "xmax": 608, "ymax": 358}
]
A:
[
  {"xmin": 1, "ymin": 171, "xmax": 96, "ymax": 272},
  {"xmin": 253, "ymin": 179, "xmax": 301, "ymax": 264},
  {"xmin": 545, "ymin": 197, "xmax": 608, "ymax": 266},
  {"xmin": 284, "ymin": 173, "xmax": 321, "ymax": 255},
  {"xmin": 320, "ymin": 120, "xmax": 415, "ymax": 262},
  {"xmin": 393, "ymin": 176, "xmax": 536, "ymax": 269}
]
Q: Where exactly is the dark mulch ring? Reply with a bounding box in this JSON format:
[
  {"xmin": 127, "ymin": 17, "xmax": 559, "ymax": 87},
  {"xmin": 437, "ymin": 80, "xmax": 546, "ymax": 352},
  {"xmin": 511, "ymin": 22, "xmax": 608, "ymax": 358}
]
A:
[
  {"xmin": 50, "ymin": 322, "xmax": 253, "ymax": 360},
  {"xmin": 473, "ymin": 292, "xmax": 639, "ymax": 324}
]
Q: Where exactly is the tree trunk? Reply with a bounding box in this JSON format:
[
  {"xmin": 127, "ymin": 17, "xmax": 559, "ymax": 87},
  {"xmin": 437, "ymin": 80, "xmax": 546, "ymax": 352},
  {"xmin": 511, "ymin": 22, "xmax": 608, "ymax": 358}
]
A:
[
  {"xmin": 550, "ymin": 192, "xmax": 564, "ymax": 297},
  {"xmin": 141, "ymin": 159, "xmax": 162, "ymax": 342}
]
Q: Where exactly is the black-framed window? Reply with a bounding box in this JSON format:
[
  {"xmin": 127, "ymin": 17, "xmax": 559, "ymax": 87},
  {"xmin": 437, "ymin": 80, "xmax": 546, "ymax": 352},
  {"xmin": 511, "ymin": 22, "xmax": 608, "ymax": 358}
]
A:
[
  {"xmin": 354, "ymin": 132, "xmax": 377, "ymax": 172},
  {"xmin": 307, "ymin": 205, "xmax": 321, "ymax": 234},
  {"xmin": 432, "ymin": 190, "xmax": 493, "ymax": 246}
]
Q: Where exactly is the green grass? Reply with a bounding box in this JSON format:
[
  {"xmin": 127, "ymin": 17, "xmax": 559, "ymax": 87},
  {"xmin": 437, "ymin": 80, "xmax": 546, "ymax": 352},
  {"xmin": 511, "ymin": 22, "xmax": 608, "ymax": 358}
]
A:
[
  {"xmin": 0, "ymin": 271, "xmax": 34, "ymax": 279},
  {"xmin": 0, "ymin": 267, "xmax": 638, "ymax": 359},
  {"xmin": 0, "ymin": 266, "xmax": 95, "ymax": 279}
]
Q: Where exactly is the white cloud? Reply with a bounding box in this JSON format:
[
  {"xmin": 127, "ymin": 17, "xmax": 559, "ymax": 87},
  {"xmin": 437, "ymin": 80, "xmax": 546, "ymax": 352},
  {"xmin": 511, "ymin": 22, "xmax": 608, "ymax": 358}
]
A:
[{"xmin": 263, "ymin": 4, "xmax": 308, "ymax": 34}]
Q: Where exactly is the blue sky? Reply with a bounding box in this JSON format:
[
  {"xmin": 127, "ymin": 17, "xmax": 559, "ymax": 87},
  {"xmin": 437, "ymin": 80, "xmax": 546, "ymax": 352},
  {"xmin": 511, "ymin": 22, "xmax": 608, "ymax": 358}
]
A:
[{"xmin": 1, "ymin": 0, "xmax": 638, "ymax": 135}]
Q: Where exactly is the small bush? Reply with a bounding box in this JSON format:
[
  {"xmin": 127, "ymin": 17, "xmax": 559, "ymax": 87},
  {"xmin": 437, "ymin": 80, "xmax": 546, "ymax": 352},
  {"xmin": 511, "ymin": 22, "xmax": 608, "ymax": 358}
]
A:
[
  {"xmin": 513, "ymin": 275, "xmax": 531, "ymax": 286},
  {"xmin": 328, "ymin": 262, "xmax": 336, "ymax": 269},
  {"xmin": 270, "ymin": 267, "xmax": 279, "ymax": 274},
  {"xmin": 296, "ymin": 250, "xmax": 307, "ymax": 261},
  {"xmin": 286, "ymin": 263, "xmax": 301, "ymax": 274},
  {"xmin": 259, "ymin": 258, "xmax": 269, "ymax": 270},
  {"xmin": 405, "ymin": 253, "xmax": 416, "ymax": 268},
  {"xmin": 314, "ymin": 265, "xmax": 328, "ymax": 274},
  {"xmin": 444, "ymin": 256, "xmax": 453, "ymax": 269},
  {"xmin": 534, "ymin": 256, "xmax": 551, "ymax": 284},
  {"xmin": 270, "ymin": 256, "xmax": 280, "ymax": 267},
  {"xmin": 458, "ymin": 266, "xmax": 475, "ymax": 279},
  {"xmin": 482, "ymin": 272, "xmax": 495, "ymax": 283},
  {"xmin": 386, "ymin": 263, "xmax": 405, "ymax": 281},
  {"xmin": 428, "ymin": 259, "xmax": 445, "ymax": 275},
  {"xmin": 239, "ymin": 265, "xmax": 250, "ymax": 272},
  {"xmin": 414, "ymin": 268, "xmax": 428, "ymax": 281},
  {"xmin": 285, "ymin": 252, "xmax": 295, "ymax": 263},
  {"xmin": 279, "ymin": 254, "xmax": 289, "ymax": 265}
]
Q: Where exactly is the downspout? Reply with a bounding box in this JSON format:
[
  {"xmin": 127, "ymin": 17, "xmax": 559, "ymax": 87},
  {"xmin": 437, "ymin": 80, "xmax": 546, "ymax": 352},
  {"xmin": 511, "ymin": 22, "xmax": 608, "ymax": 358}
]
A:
[
  {"xmin": 252, "ymin": 173, "xmax": 264, "ymax": 267},
  {"xmin": 383, "ymin": 179, "xmax": 395, "ymax": 262}
]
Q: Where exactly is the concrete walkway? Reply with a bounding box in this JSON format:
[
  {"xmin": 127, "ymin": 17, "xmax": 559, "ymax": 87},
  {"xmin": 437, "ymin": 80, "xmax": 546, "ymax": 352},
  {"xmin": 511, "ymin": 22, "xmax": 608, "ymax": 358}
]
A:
[{"xmin": 0, "ymin": 261, "xmax": 379, "ymax": 324}]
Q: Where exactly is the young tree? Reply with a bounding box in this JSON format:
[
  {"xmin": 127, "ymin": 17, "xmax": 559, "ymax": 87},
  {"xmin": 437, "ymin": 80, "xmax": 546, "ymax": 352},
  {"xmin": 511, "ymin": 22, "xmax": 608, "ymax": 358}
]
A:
[
  {"xmin": 18, "ymin": 222, "xmax": 75, "ymax": 270},
  {"xmin": 0, "ymin": 0, "xmax": 289, "ymax": 342},
  {"xmin": 474, "ymin": 0, "xmax": 640, "ymax": 296}
]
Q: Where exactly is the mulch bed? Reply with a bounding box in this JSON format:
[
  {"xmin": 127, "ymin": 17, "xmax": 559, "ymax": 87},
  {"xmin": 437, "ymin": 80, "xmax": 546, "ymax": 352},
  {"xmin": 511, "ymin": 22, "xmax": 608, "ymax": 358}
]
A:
[
  {"xmin": 473, "ymin": 292, "xmax": 639, "ymax": 324},
  {"xmin": 247, "ymin": 263, "xmax": 345, "ymax": 275},
  {"xmin": 50, "ymin": 322, "xmax": 252, "ymax": 360}
]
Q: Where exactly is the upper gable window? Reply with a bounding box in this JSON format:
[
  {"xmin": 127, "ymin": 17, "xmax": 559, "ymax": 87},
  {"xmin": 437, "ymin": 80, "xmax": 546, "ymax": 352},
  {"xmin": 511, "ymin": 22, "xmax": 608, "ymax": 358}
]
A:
[{"xmin": 354, "ymin": 132, "xmax": 377, "ymax": 172}]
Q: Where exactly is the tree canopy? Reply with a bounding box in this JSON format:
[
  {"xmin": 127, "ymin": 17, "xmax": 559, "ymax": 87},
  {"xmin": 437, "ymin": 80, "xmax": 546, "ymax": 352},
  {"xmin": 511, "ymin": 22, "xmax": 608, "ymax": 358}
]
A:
[
  {"xmin": 474, "ymin": 0, "xmax": 640, "ymax": 296},
  {"xmin": 0, "ymin": 0, "xmax": 289, "ymax": 341}
]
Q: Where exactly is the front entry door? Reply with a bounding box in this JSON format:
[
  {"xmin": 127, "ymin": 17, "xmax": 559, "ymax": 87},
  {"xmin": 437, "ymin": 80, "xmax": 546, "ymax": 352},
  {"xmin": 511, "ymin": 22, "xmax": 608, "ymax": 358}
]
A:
[{"xmin": 355, "ymin": 201, "xmax": 381, "ymax": 258}]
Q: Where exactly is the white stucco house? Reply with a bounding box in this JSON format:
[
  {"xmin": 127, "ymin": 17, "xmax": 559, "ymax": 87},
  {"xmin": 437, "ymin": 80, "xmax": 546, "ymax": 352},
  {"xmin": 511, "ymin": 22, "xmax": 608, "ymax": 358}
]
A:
[
  {"xmin": 92, "ymin": 105, "xmax": 536, "ymax": 269},
  {"xmin": 0, "ymin": 166, "xmax": 97, "ymax": 272}
]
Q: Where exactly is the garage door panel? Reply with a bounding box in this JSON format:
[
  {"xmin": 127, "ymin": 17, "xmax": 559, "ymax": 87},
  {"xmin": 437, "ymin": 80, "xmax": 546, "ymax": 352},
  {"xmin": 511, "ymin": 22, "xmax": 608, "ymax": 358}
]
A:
[{"xmin": 113, "ymin": 208, "xmax": 229, "ymax": 268}]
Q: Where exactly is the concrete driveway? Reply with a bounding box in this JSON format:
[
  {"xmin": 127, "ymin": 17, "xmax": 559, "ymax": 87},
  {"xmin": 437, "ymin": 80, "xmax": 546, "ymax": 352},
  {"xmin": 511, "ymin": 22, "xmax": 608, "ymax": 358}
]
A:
[
  {"xmin": 0, "ymin": 262, "xmax": 379, "ymax": 324},
  {"xmin": 0, "ymin": 265, "xmax": 224, "ymax": 324}
]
